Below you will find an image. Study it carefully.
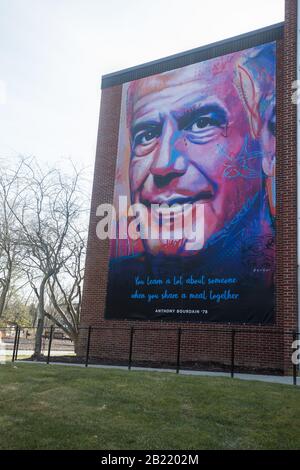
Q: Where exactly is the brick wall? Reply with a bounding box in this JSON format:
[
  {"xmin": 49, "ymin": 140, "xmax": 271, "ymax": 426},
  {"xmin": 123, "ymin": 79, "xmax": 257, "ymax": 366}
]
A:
[
  {"xmin": 281, "ymin": 0, "xmax": 298, "ymax": 371},
  {"xmin": 79, "ymin": 0, "xmax": 298, "ymax": 374}
]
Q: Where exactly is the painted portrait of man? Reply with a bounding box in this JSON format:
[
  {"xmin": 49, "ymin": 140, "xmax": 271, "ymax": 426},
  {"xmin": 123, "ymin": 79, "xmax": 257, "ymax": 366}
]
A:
[{"xmin": 104, "ymin": 42, "xmax": 276, "ymax": 323}]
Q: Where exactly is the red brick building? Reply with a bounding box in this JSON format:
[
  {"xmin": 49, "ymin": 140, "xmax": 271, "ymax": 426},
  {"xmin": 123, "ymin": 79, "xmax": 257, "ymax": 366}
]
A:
[{"xmin": 79, "ymin": 0, "xmax": 298, "ymax": 374}]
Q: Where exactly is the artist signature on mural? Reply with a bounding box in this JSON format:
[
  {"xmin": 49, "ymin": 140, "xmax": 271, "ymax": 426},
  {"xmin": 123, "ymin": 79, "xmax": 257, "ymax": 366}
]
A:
[{"xmin": 242, "ymin": 234, "xmax": 274, "ymax": 273}]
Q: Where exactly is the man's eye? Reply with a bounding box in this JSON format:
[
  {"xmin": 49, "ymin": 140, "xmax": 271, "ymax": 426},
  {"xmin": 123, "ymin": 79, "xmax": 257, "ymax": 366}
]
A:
[
  {"xmin": 142, "ymin": 130, "xmax": 156, "ymax": 144},
  {"xmin": 135, "ymin": 129, "xmax": 159, "ymax": 146},
  {"xmin": 188, "ymin": 116, "xmax": 218, "ymax": 132}
]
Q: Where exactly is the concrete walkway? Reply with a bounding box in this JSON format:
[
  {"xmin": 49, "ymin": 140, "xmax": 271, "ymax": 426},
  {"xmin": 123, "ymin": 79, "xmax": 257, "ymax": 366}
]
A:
[
  {"xmin": 0, "ymin": 350, "xmax": 74, "ymax": 356},
  {"xmin": 11, "ymin": 359, "xmax": 299, "ymax": 387}
]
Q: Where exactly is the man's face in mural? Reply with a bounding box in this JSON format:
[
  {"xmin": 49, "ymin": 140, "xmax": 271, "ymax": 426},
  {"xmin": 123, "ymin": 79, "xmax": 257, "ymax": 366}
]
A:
[{"xmin": 128, "ymin": 56, "xmax": 271, "ymax": 256}]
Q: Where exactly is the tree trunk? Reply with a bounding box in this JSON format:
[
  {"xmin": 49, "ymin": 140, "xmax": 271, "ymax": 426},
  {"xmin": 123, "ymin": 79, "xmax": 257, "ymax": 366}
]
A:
[
  {"xmin": 32, "ymin": 277, "xmax": 47, "ymax": 359},
  {"xmin": 0, "ymin": 275, "xmax": 11, "ymax": 318},
  {"xmin": 73, "ymin": 332, "xmax": 79, "ymax": 354}
]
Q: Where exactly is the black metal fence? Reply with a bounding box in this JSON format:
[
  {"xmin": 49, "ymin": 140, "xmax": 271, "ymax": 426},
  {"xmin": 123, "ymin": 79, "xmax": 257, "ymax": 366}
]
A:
[{"xmin": 0, "ymin": 326, "xmax": 299, "ymax": 385}]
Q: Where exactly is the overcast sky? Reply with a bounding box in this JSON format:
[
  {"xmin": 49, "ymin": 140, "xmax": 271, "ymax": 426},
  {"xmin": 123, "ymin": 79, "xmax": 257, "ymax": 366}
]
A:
[{"xmin": 0, "ymin": 0, "xmax": 284, "ymax": 184}]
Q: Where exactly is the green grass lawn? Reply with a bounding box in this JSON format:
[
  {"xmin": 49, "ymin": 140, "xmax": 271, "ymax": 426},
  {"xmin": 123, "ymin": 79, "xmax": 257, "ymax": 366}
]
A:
[{"xmin": 0, "ymin": 363, "xmax": 299, "ymax": 450}]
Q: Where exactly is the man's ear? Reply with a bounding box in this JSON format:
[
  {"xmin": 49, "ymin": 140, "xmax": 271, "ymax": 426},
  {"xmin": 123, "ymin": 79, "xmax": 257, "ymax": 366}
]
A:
[
  {"xmin": 262, "ymin": 151, "xmax": 275, "ymax": 177},
  {"xmin": 260, "ymin": 100, "xmax": 276, "ymax": 217},
  {"xmin": 236, "ymin": 65, "xmax": 262, "ymax": 139},
  {"xmin": 261, "ymin": 101, "xmax": 276, "ymax": 177}
]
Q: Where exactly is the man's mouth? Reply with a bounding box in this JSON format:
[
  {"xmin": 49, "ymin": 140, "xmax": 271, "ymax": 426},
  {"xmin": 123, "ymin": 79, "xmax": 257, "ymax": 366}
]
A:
[{"xmin": 140, "ymin": 191, "xmax": 214, "ymax": 208}]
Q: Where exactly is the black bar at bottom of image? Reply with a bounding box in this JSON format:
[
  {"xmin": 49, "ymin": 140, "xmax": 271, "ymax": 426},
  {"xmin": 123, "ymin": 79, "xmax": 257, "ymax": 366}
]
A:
[{"xmin": 0, "ymin": 450, "xmax": 296, "ymax": 465}]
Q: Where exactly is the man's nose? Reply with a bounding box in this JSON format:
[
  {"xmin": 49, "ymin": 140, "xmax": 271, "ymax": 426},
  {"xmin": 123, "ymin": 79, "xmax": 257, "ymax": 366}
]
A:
[{"xmin": 150, "ymin": 123, "xmax": 187, "ymax": 186}]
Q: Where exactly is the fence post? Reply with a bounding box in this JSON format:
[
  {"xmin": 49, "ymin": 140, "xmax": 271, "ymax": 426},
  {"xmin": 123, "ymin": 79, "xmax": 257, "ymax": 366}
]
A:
[
  {"xmin": 85, "ymin": 326, "xmax": 92, "ymax": 368},
  {"xmin": 47, "ymin": 326, "xmax": 54, "ymax": 365},
  {"xmin": 231, "ymin": 330, "xmax": 236, "ymax": 379},
  {"xmin": 176, "ymin": 328, "xmax": 182, "ymax": 374},
  {"xmin": 12, "ymin": 326, "xmax": 19, "ymax": 363},
  {"xmin": 15, "ymin": 327, "xmax": 21, "ymax": 361},
  {"xmin": 293, "ymin": 331, "xmax": 297, "ymax": 386},
  {"xmin": 128, "ymin": 327, "xmax": 134, "ymax": 370}
]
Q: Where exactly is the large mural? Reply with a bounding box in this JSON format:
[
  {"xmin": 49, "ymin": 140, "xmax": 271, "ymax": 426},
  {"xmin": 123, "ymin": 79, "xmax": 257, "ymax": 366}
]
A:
[{"xmin": 104, "ymin": 42, "xmax": 276, "ymax": 323}]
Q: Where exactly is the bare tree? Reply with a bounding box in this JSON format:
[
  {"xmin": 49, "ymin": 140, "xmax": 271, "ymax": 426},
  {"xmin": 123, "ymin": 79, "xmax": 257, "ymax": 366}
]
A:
[
  {"xmin": 46, "ymin": 232, "xmax": 86, "ymax": 345},
  {"xmin": 0, "ymin": 160, "xmax": 24, "ymax": 318},
  {"xmin": 10, "ymin": 158, "xmax": 85, "ymax": 358}
]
